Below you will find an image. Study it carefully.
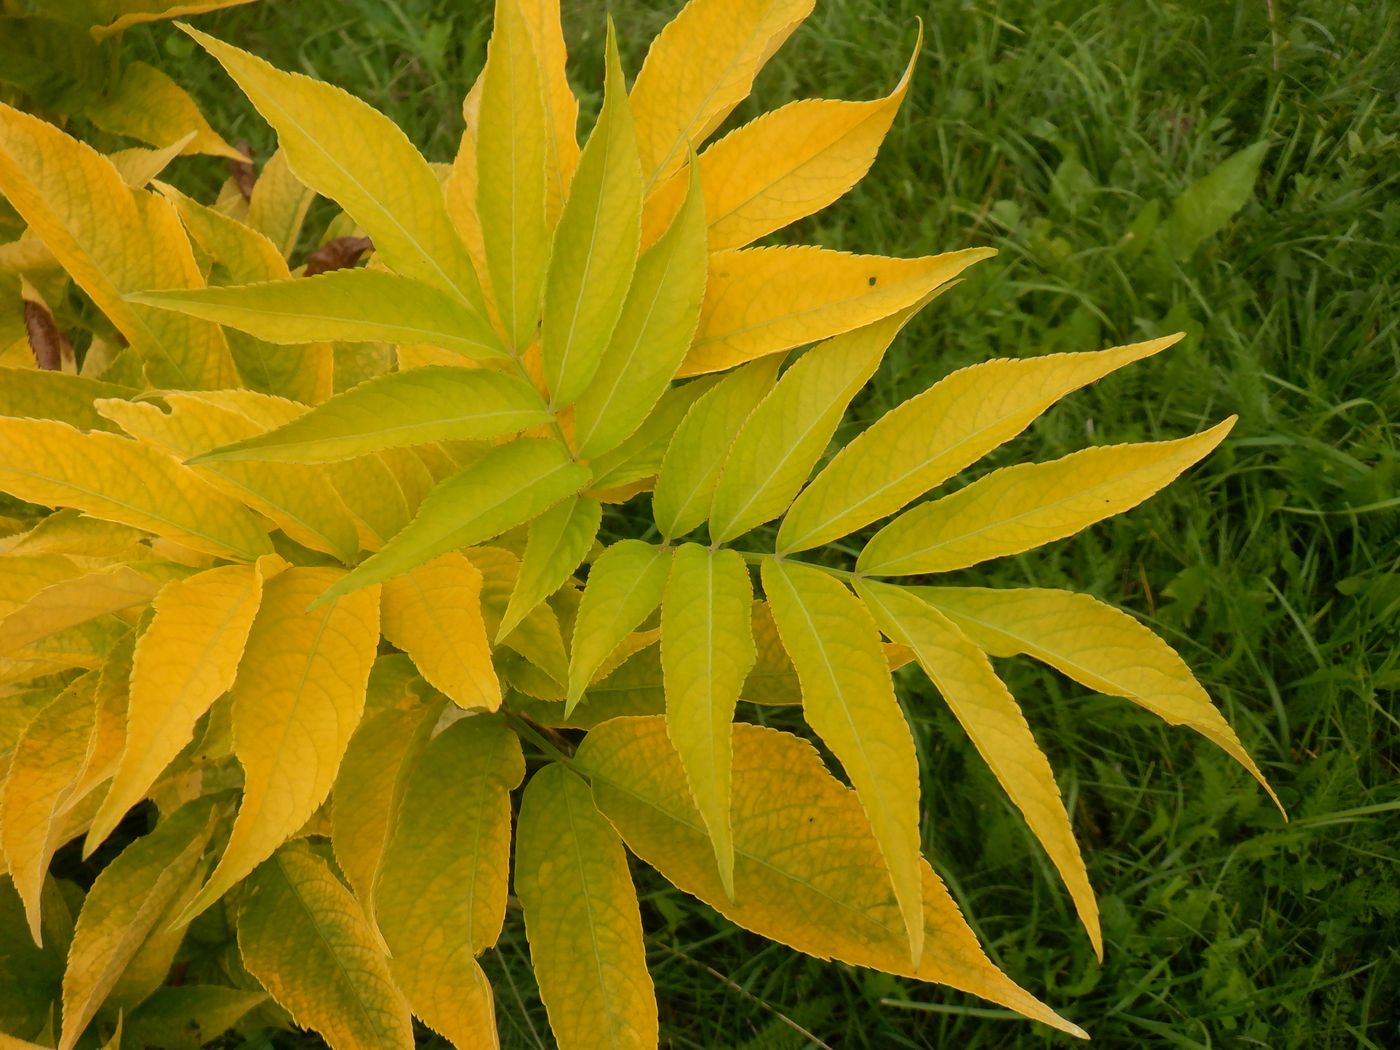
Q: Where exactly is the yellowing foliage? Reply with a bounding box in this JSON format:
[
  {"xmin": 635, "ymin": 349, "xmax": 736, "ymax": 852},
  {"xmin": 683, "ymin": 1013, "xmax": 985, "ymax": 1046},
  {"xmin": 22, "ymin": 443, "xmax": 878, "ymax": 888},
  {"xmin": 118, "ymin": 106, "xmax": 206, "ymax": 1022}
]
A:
[{"xmin": 0, "ymin": 1, "xmax": 1276, "ymax": 1047}]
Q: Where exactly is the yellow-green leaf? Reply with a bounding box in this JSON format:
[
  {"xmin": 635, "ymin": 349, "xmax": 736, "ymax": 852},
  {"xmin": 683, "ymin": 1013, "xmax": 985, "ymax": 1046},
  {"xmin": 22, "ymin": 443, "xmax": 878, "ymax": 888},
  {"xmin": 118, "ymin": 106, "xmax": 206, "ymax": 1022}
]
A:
[
  {"xmin": 515, "ymin": 763, "xmax": 658, "ymax": 1050},
  {"xmin": 584, "ymin": 376, "xmax": 718, "ymax": 496},
  {"xmin": 578, "ymin": 716, "xmax": 1085, "ymax": 1039},
  {"xmin": 0, "ymin": 565, "xmax": 158, "ymax": 656},
  {"xmin": 0, "ymin": 104, "xmax": 238, "ymax": 388},
  {"xmin": 237, "ymin": 842, "xmax": 414, "ymax": 1050},
  {"xmin": 661, "ymin": 544, "xmax": 754, "ymax": 898},
  {"xmin": 180, "ymin": 568, "xmax": 380, "ymax": 924},
  {"xmin": 190, "ymin": 367, "xmax": 546, "ymax": 465},
  {"xmin": 917, "ymin": 585, "xmax": 1281, "ymax": 808},
  {"xmin": 741, "ymin": 600, "xmax": 801, "ymax": 705},
  {"xmin": 630, "ymin": 0, "xmax": 815, "ymax": 189},
  {"xmin": 855, "ymin": 579, "xmax": 1101, "ymax": 957},
  {"xmin": 477, "ymin": 0, "xmax": 551, "ymax": 349},
  {"xmin": 760, "ymin": 558, "xmax": 923, "ymax": 965},
  {"xmin": 779, "ymin": 335, "xmax": 1182, "ymax": 553},
  {"xmin": 651, "ymin": 356, "xmax": 780, "ymax": 540},
  {"xmin": 708, "ymin": 306, "xmax": 915, "ymax": 545},
  {"xmin": 573, "ymin": 157, "xmax": 708, "ymax": 459},
  {"xmin": 681, "ymin": 245, "xmax": 992, "ymax": 376},
  {"xmin": 132, "ymin": 269, "xmax": 505, "ymax": 361},
  {"xmin": 376, "ymin": 717, "xmax": 522, "ymax": 1045},
  {"xmin": 566, "ymin": 539, "xmax": 669, "ymax": 709},
  {"xmin": 187, "ymin": 28, "xmax": 487, "ymax": 314},
  {"xmin": 519, "ymin": 0, "xmax": 581, "ymax": 219},
  {"xmin": 89, "ymin": 1, "xmax": 257, "ymax": 39},
  {"xmin": 87, "ymin": 562, "xmax": 269, "ymax": 854},
  {"xmin": 123, "ymin": 986, "xmax": 267, "ymax": 1050},
  {"xmin": 858, "ymin": 418, "xmax": 1237, "ymax": 576},
  {"xmin": 246, "ymin": 149, "xmax": 313, "ymax": 259},
  {"xmin": 0, "ymin": 875, "xmax": 71, "ymax": 1042},
  {"xmin": 322, "ymin": 438, "xmax": 589, "ymax": 603},
  {"xmin": 381, "ymin": 553, "xmax": 501, "ymax": 710},
  {"xmin": 0, "ymin": 368, "xmax": 131, "ymax": 432},
  {"xmin": 84, "ymin": 60, "xmax": 241, "ymax": 159},
  {"xmin": 499, "ymin": 496, "xmax": 602, "ymax": 642},
  {"xmin": 0, "ymin": 418, "xmax": 273, "ymax": 561},
  {"xmin": 60, "ymin": 799, "xmax": 218, "ymax": 1050},
  {"xmin": 159, "ymin": 180, "xmax": 291, "ymax": 283}
]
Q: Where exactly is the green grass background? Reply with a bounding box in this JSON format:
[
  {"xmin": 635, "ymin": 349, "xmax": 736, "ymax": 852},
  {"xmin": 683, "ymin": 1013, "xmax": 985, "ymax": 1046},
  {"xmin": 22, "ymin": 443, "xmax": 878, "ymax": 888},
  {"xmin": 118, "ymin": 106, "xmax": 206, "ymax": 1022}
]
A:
[{"xmin": 119, "ymin": 0, "xmax": 1399, "ymax": 1045}]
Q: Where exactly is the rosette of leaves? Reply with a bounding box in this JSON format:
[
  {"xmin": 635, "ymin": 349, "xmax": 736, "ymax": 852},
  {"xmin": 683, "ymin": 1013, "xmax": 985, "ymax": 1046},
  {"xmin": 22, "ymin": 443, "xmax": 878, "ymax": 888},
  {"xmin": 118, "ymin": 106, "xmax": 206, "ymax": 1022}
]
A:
[{"xmin": 0, "ymin": 0, "xmax": 1280, "ymax": 1047}]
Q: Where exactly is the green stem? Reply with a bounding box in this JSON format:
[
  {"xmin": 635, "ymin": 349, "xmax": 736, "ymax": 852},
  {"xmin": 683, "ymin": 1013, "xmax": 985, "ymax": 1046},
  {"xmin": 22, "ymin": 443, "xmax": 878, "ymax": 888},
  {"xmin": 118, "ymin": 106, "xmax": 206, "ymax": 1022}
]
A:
[
  {"xmin": 504, "ymin": 711, "xmax": 577, "ymax": 768},
  {"xmin": 731, "ymin": 549, "xmax": 861, "ymax": 582}
]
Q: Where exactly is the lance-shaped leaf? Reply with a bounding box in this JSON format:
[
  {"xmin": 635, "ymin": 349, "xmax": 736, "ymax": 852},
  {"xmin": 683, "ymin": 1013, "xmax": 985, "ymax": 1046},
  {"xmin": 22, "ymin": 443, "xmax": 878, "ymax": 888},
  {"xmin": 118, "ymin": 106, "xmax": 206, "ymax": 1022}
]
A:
[
  {"xmin": 376, "ymin": 718, "xmax": 523, "ymax": 1044},
  {"xmin": 859, "ymin": 418, "xmax": 1236, "ymax": 576},
  {"xmin": 708, "ymin": 305, "xmax": 917, "ymax": 545},
  {"xmin": 742, "ymin": 601, "xmax": 802, "ymax": 705},
  {"xmin": 179, "ymin": 568, "xmax": 380, "ymax": 924},
  {"xmin": 88, "ymin": 561, "xmax": 269, "ymax": 854},
  {"xmin": 187, "ymin": 29, "xmax": 487, "ymax": 317},
  {"xmin": 132, "ymin": 269, "xmax": 505, "ymax": 361},
  {"xmin": 477, "ymin": 0, "xmax": 551, "ymax": 349},
  {"xmin": 123, "ymin": 986, "xmax": 267, "ymax": 1050},
  {"xmin": 652, "ymin": 356, "xmax": 781, "ymax": 539},
  {"xmin": 918, "ymin": 585, "xmax": 1281, "ymax": 808},
  {"xmin": 779, "ymin": 335, "xmax": 1181, "ymax": 553},
  {"xmin": 499, "ymin": 496, "xmax": 602, "ymax": 642},
  {"xmin": 630, "ymin": 0, "xmax": 815, "ymax": 188},
  {"xmin": 247, "ymin": 149, "xmax": 313, "ymax": 258},
  {"xmin": 159, "ymin": 181, "xmax": 292, "ymax": 282},
  {"xmin": 573, "ymin": 157, "xmax": 707, "ymax": 459},
  {"xmin": 191, "ymin": 367, "xmax": 548, "ymax": 465},
  {"xmin": 585, "ymin": 376, "xmax": 719, "ymax": 495},
  {"xmin": 855, "ymin": 579, "xmax": 1101, "ymax": 957},
  {"xmin": 96, "ymin": 395, "xmax": 360, "ymax": 562},
  {"xmin": 0, "ymin": 876, "xmax": 72, "ymax": 1042},
  {"xmin": 85, "ymin": 60, "xmax": 242, "ymax": 159},
  {"xmin": 0, "ymin": 419, "xmax": 273, "ymax": 561},
  {"xmin": 661, "ymin": 544, "xmax": 754, "ymax": 898},
  {"xmin": 60, "ymin": 799, "xmax": 218, "ymax": 1050},
  {"xmin": 518, "ymin": 0, "xmax": 580, "ymax": 218},
  {"xmin": 0, "ymin": 103, "xmax": 238, "ymax": 388},
  {"xmin": 238, "ymin": 842, "xmax": 415, "ymax": 1050},
  {"xmin": 90, "ymin": 1, "xmax": 257, "ymax": 39},
  {"xmin": 567, "ymin": 539, "xmax": 670, "ymax": 710},
  {"xmin": 0, "ymin": 368, "xmax": 131, "ymax": 432},
  {"xmin": 0, "ymin": 674, "xmax": 97, "ymax": 943},
  {"xmin": 681, "ymin": 245, "xmax": 992, "ymax": 376},
  {"xmin": 319, "ymin": 438, "xmax": 590, "ymax": 604},
  {"xmin": 578, "ymin": 717, "xmax": 1085, "ymax": 1039},
  {"xmin": 381, "ymin": 553, "xmax": 500, "ymax": 710},
  {"xmin": 761, "ymin": 559, "xmax": 923, "ymax": 966},
  {"xmin": 0, "ymin": 565, "xmax": 159, "ymax": 655},
  {"xmin": 541, "ymin": 23, "xmax": 643, "ymax": 407},
  {"xmin": 65, "ymin": 638, "xmax": 134, "ymax": 809},
  {"xmin": 516, "ymin": 763, "xmax": 658, "ymax": 1050}
]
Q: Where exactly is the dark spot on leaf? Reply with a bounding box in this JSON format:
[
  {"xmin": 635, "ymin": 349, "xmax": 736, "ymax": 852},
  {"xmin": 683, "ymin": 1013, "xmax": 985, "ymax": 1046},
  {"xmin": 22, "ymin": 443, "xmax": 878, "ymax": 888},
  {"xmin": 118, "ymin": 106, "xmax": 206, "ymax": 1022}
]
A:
[{"xmin": 868, "ymin": 275, "xmax": 878, "ymax": 287}]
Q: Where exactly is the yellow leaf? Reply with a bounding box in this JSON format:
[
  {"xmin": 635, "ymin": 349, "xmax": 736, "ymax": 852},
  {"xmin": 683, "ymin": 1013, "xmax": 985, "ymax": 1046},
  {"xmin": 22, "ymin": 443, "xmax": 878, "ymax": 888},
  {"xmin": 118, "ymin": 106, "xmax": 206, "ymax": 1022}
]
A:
[
  {"xmin": 741, "ymin": 601, "xmax": 801, "ymax": 705},
  {"xmin": 237, "ymin": 841, "xmax": 414, "ymax": 1050},
  {"xmin": 855, "ymin": 579, "xmax": 1101, "ymax": 957},
  {"xmin": 566, "ymin": 539, "xmax": 669, "ymax": 709},
  {"xmin": 651, "ymin": 356, "xmax": 781, "ymax": 540},
  {"xmin": 578, "ymin": 716, "xmax": 1086, "ymax": 1039},
  {"xmin": 0, "ymin": 565, "xmax": 158, "ymax": 656},
  {"xmin": 0, "ymin": 512, "xmax": 150, "ymax": 565},
  {"xmin": 190, "ymin": 367, "xmax": 547, "ymax": 465},
  {"xmin": 63, "ymin": 632, "xmax": 135, "ymax": 811},
  {"xmin": 133, "ymin": 269, "xmax": 506, "ymax": 361},
  {"xmin": 0, "ymin": 673, "xmax": 97, "ymax": 943},
  {"xmin": 179, "ymin": 567, "xmax": 380, "ymax": 924},
  {"xmin": 0, "ymin": 555, "xmax": 85, "ymax": 613},
  {"xmin": 89, "ymin": 1, "xmax": 257, "ymax": 39},
  {"xmin": 519, "ymin": 0, "xmax": 580, "ymax": 220},
  {"xmin": 760, "ymin": 558, "xmax": 923, "ymax": 966},
  {"xmin": 322, "ymin": 438, "xmax": 589, "ymax": 604},
  {"xmin": 477, "ymin": 0, "xmax": 552, "ymax": 349},
  {"xmin": 0, "ymin": 368, "xmax": 131, "ymax": 432},
  {"xmin": 681, "ymin": 245, "xmax": 992, "ymax": 376},
  {"xmin": 0, "ymin": 419, "xmax": 272, "ymax": 562},
  {"xmin": 499, "ymin": 496, "xmax": 601, "ymax": 642},
  {"xmin": 88, "ymin": 562, "xmax": 269, "ymax": 854},
  {"xmin": 708, "ymin": 305, "xmax": 919, "ymax": 545},
  {"xmin": 246, "ymin": 149, "xmax": 313, "ymax": 259},
  {"xmin": 918, "ymin": 585, "xmax": 1281, "ymax": 809},
  {"xmin": 573, "ymin": 157, "xmax": 708, "ymax": 459},
  {"xmin": 85, "ymin": 60, "xmax": 241, "ymax": 159},
  {"xmin": 158, "ymin": 181, "xmax": 291, "ymax": 282},
  {"xmin": 630, "ymin": 0, "xmax": 815, "ymax": 190},
  {"xmin": 516, "ymin": 640, "xmax": 666, "ymax": 730},
  {"xmin": 59, "ymin": 798, "xmax": 218, "ymax": 1050},
  {"xmin": 109, "ymin": 136, "xmax": 193, "ymax": 190},
  {"xmin": 95, "ymin": 395, "xmax": 360, "ymax": 563},
  {"xmin": 540, "ymin": 23, "xmax": 643, "ymax": 407},
  {"xmin": 661, "ymin": 544, "xmax": 754, "ymax": 897},
  {"xmin": 187, "ymin": 28, "xmax": 488, "ymax": 315},
  {"xmin": 376, "ymin": 717, "xmax": 522, "ymax": 1045},
  {"xmin": 515, "ymin": 763, "xmax": 658, "ymax": 1050},
  {"xmin": 0, "ymin": 104, "xmax": 239, "ymax": 388},
  {"xmin": 859, "ymin": 418, "xmax": 1237, "ymax": 576},
  {"xmin": 381, "ymin": 553, "xmax": 501, "ymax": 710},
  {"xmin": 779, "ymin": 334, "xmax": 1182, "ymax": 553}
]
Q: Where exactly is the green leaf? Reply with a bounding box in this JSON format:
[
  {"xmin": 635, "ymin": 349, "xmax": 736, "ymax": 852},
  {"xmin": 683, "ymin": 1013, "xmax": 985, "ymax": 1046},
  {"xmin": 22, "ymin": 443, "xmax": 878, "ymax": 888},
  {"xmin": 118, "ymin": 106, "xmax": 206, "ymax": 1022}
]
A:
[
  {"xmin": 566, "ymin": 539, "xmax": 671, "ymax": 710},
  {"xmin": 192, "ymin": 367, "xmax": 548, "ymax": 464},
  {"xmin": 498, "ymin": 496, "xmax": 602, "ymax": 642},
  {"xmin": 540, "ymin": 21, "xmax": 643, "ymax": 407},
  {"xmin": 320, "ymin": 438, "xmax": 590, "ymax": 603},
  {"xmin": 1168, "ymin": 141, "xmax": 1269, "ymax": 260},
  {"xmin": 123, "ymin": 986, "xmax": 267, "ymax": 1050}
]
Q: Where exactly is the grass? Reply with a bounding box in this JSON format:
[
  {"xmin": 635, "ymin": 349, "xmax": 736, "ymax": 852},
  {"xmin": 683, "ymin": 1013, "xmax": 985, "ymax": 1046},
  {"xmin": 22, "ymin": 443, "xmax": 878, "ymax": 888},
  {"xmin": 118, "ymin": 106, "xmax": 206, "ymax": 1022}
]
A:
[{"xmin": 110, "ymin": 0, "xmax": 1400, "ymax": 1045}]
